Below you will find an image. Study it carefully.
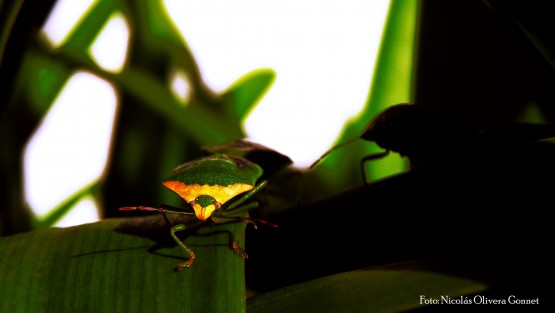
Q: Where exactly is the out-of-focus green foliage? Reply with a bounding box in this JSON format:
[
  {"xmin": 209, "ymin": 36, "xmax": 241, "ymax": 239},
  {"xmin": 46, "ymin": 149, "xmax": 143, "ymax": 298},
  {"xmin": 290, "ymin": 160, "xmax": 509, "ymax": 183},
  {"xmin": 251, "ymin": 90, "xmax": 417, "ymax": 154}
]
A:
[
  {"xmin": 221, "ymin": 68, "xmax": 277, "ymax": 126},
  {"xmin": 1, "ymin": 0, "xmax": 59, "ymax": 235},
  {"xmin": 34, "ymin": 181, "xmax": 98, "ymax": 229},
  {"xmin": 482, "ymin": 0, "xmax": 555, "ymax": 70}
]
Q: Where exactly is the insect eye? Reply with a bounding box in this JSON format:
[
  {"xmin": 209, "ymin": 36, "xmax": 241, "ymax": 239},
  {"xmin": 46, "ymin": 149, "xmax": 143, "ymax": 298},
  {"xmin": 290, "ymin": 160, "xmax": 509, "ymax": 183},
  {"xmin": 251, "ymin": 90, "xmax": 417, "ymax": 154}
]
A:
[
  {"xmin": 190, "ymin": 196, "xmax": 222, "ymax": 210},
  {"xmin": 214, "ymin": 201, "xmax": 222, "ymax": 210}
]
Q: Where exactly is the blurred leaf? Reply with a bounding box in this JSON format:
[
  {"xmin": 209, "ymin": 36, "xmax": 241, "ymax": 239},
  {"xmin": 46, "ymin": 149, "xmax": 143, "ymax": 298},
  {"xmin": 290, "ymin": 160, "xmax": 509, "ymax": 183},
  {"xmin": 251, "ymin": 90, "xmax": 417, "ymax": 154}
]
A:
[
  {"xmin": 0, "ymin": 218, "xmax": 247, "ymax": 313},
  {"xmin": 16, "ymin": 51, "xmax": 70, "ymax": 115},
  {"xmin": 0, "ymin": 0, "xmax": 24, "ymax": 64},
  {"xmin": 126, "ymin": 0, "xmax": 207, "ymax": 93},
  {"xmin": 482, "ymin": 0, "xmax": 555, "ymax": 69},
  {"xmin": 0, "ymin": 0, "xmax": 58, "ymax": 236},
  {"xmin": 37, "ymin": 42, "xmax": 245, "ymax": 146},
  {"xmin": 516, "ymin": 101, "xmax": 547, "ymax": 124},
  {"xmin": 132, "ymin": 0, "xmax": 189, "ymax": 59},
  {"xmin": 8, "ymin": 0, "xmax": 117, "ymax": 120},
  {"xmin": 36, "ymin": 181, "xmax": 98, "ymax": 228},
  {"xmin": 133, "ymin": 0, "xmax": 182, "ymax": 47},
  {"xmin": 247, "ymin": 265, "xmax": 487, "ymax": 313},
  {"xmin": 221, "ymin": 68, "xmax": 276, "ymax": 124},
  {"xmin": 63, "ymin": 0, "xmax": 118, "ymax": 51},
  {"xmin": 118, "ymin": 67, "xmax": 243, "ymax": 144}
]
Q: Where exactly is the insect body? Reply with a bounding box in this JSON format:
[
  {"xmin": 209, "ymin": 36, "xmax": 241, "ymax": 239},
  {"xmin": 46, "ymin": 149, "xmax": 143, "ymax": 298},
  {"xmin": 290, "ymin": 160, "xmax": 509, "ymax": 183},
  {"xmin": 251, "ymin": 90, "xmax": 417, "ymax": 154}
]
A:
[
  {"xmin": 120, "ymin": 154, "xmax": 274, "ymax": 270},
  {"xmin": 311, "ymin": 103, "xmax": 555, "ymax": 182},
  {"xmin": 310, "ymin": 104, "xmax": 479, "ymax": 179}
]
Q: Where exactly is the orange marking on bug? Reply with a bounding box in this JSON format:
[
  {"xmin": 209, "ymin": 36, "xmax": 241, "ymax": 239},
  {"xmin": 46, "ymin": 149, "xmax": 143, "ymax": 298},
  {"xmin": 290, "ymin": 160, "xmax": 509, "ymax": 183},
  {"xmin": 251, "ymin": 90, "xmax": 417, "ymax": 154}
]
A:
[
  {"xmin": 191, "ymin": 203, "xmax": 218, "ymax": 220},
  {"xmin": 162, "ymin": 182, "xmax": 255, "ymax": 205}
]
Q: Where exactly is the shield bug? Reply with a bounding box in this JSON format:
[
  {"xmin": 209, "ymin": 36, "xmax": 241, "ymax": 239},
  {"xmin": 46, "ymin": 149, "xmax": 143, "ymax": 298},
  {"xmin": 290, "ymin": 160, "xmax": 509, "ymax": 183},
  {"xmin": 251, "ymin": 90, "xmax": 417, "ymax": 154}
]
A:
[
  {"xmin": 120, "ymin": 154, "xmax": 276, "ymax": 270},
  {"xmin": 311, "ymin": 103, "xmax": 555, "ymax": 181},
  {"xmin": 309, "ymin": 104, "xmax": 480, "ymax": 180}
]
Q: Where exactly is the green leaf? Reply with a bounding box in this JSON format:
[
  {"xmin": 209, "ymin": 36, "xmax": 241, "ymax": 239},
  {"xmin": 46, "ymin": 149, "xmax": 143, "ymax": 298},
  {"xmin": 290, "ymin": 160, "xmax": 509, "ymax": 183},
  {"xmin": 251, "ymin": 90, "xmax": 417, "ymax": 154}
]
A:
[
  {"xmin": 0, "ymin": 218, "xmax": 247, "ymax": 313},
  {"xmin": 63, "ymin": 0, "xmax": 118, "ymax": 51},
  {"xmin": 0, "ymin": 0, "xmax": 24, "ymax": 64},
  {"xmin": 482, "ymin": 0, "xmax": 555, "ymax": 69},
  {"xmin": 38, "ymin": 49, "xmax": 239, "ymax": 146},
  {"xmin": 118, "ymin": 67, "xmax": 243, "ymax": 144},
  {"xmin": 18, "ymin": 51, "xmax": 70, "ymax": 115},
  {"xmin": 127, "ymin": 0, "xmax": 207, "ymax": 92},
  {"xmin": 221, "ymin": 68, "xmax": 276, "ymax": 124},
  {"xmin": 35, "ymin": 181, "xmax": 98, "ymax": 228},
  {"xmin": 247, "ymin": 264, "xmax": 487, "ymax": 313}
]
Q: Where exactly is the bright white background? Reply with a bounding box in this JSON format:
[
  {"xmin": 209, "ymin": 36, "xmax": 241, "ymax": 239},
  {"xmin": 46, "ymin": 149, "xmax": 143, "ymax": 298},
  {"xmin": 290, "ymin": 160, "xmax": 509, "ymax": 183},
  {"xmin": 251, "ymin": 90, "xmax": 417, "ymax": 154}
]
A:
[{"xmin": 25, "ymin": 0, "xmax": 389, "ymax": 226}]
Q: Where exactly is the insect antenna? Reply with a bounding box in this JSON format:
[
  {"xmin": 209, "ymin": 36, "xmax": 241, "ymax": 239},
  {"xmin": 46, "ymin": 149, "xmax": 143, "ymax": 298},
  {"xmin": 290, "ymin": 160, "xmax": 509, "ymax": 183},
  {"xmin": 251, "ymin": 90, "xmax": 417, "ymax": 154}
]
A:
[
  {"xmin": 309, "ymin": 137, "xmax": 360, "ymax": 169},
  {"xmin": 244, "ymin": 217, "xmax": 279, "ymax": 229},
  {"xmin": 119, "ymin": 205, "xmax": 194, "ymax": 226},
  {"xmin": 119, "ymin": 205, "xmax": 194, "ymax": 216}
]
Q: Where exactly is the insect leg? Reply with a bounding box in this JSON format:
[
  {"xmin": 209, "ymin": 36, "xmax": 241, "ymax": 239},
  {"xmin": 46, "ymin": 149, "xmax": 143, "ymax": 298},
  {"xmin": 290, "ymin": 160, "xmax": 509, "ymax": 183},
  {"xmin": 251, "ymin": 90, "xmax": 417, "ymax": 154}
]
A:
[
  {"xmin": 227, "ymin": 180, "xmax": 268, "ymax": 210},
  {"xmin": 217, "ymin": 179, "xmax": 278, "ymax": 227},
  {"xmin": 231, "ymin": 222, "xmax": 249, "ymax": 260},
  {"xmin": 170, "ymin": 224, "xmax": 196, "ymax": 270},
  {"xmin": 211, "ymin": 214, "xmax": 277, "ymax": 260},
  {"xmin": 223, "ymin": 201, "xmax": 259, "ymax": 217},
  {"xmin": 218, "ymin": 195, "xmax": 278, "ymax": 228},
  {"xmin": 360, "ymin": 150, "xmax": 390, "ymax": 184}
]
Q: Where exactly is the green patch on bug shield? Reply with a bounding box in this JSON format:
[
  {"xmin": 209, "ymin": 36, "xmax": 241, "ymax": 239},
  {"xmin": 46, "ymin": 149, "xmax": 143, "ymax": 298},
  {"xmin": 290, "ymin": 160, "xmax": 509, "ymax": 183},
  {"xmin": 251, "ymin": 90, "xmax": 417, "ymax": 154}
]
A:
[
  {"xmin": 163, "ymin": 154, "xmax": 262, "ymax": 205},
  {"xmin": 166, "ymin": 154, "xmax": 262, "ymax": 186}
]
